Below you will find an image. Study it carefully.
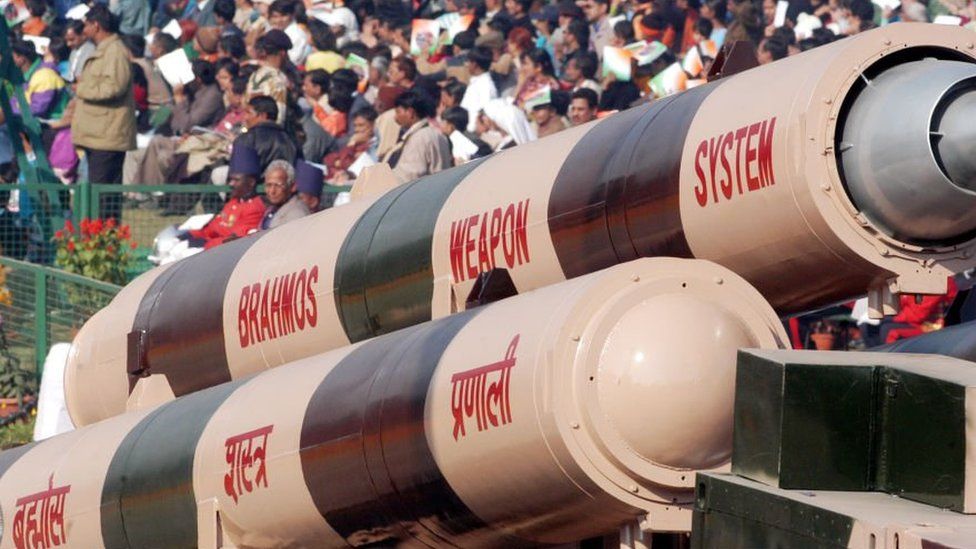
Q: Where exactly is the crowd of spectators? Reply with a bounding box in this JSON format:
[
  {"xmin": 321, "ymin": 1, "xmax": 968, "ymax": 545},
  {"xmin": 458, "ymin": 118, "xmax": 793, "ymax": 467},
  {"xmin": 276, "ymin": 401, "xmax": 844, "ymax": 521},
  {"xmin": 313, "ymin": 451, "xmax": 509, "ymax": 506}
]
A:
[{"xmin": 0, "ymin": 0, "xmax": 968, "ymax": 249}]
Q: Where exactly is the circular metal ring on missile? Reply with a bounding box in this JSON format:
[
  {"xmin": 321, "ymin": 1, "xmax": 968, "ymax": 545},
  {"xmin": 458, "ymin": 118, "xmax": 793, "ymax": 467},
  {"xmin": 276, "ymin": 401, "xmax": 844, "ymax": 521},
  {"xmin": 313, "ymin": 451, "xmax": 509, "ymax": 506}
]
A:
[
  {"xmin": 839, "ymin": 58, "xmax": 976, "ymax": 246},
  {"xmin": 551, "ymin": 259, "xmax": 787, "ymax": 504}
]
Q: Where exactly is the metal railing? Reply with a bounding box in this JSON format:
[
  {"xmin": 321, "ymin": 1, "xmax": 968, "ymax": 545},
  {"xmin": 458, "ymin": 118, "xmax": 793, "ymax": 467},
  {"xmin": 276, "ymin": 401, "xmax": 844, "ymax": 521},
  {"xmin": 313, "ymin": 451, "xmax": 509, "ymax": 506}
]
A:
[
  {"xmin": 0, "ymin": 257, "xmax": 120, "ymax": 379},
  {"xmin": 0, "ymin": 181, "xmax": 350, "ymax": 278}
]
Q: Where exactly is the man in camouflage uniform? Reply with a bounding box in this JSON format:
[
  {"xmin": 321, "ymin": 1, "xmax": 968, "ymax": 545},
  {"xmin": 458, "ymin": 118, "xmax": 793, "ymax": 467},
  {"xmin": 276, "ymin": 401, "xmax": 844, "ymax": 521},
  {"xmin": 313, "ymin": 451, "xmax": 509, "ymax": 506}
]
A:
[{"xmin": 247, "ymin": 29, "xmax": 291, "ymax": 125}]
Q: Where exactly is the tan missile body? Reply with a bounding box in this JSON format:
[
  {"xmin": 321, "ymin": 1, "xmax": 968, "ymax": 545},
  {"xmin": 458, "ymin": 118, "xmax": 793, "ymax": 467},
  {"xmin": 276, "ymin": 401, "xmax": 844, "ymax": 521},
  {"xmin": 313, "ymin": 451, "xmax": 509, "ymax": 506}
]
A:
[
  {"xmin": 0, "ymin": 259, "xmax": 786, "ymax": 547},
  {"xmin": 68, "ymin": 23, "xmax": 976, "ymax": 426}
]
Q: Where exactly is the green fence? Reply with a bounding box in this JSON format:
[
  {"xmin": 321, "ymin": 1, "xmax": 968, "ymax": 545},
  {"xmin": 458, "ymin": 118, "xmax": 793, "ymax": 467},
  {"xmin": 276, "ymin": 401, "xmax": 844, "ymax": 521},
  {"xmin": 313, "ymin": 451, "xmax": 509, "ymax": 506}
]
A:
[
  {"xmin": 0, "ymin": 181, "xmax": 349, "ymax": 278},
  {"xmin": 0, "ymin": 182, "xmax": 230, "ymax": 274},
  {"xmin": 0, "ymin": 256, "xmax": 120, "ymax": 379}
]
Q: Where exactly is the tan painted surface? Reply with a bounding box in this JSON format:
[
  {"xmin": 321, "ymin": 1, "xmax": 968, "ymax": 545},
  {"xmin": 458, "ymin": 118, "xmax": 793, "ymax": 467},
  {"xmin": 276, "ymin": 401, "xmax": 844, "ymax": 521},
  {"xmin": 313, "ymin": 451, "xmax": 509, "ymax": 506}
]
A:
[
  {"xmin": 430, "ymin": 123, "xmax": 591, "ymax": 307},
  {"xmin": 193, "ymin": 348, "xmax": 354, "ymax": 548},
  {"xmin": 680, "ymin": 23, "xmax": 976, "ymax": 313},
  {"xmin": 427, "ymin": 258, "xmax": 787, "ymax": 540},
  {"xmin": 64, "ymin": 264, "xmax": 173, "ymax": 426},
  {"xmin": 0, "ymin": 408, "xmax": 154, "ymax": 549},
  {"xmin": 221, "ymin": 199, "xmax": 372, "ymax": 381}
]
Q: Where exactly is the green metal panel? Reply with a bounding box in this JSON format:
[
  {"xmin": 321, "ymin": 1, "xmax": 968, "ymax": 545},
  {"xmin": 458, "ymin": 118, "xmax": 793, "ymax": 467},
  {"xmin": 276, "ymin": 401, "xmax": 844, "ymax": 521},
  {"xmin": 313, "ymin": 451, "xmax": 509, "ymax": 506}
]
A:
[
  {"xmin": 732, "ymin": 349, "xmax": 976, "ymax": 512},
  {"xmin": 32, "ymin": 269, "xmax": 45, "ymax": 382},
  {"xmin": 0, "ymin": 257, "xmax": 119, "ymax": 377},
  {"xmin": 693, "ymin": 473, "xmax": 854, "ymax": 548},
  {"xmin": 880, "ymin": 368, "xmax": 966, "ymax": 510}
]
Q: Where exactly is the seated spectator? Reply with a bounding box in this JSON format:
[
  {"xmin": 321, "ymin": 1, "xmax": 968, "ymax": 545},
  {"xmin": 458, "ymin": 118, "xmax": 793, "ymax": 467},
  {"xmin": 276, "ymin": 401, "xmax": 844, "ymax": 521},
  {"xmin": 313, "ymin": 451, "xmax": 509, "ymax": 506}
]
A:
[
  {"xmin": 247, "ymin": 29, "xmax": 291, "ymax": 125},
  {"xmin": 527, "ymin": 90, "xmax": 568, "ymax": 138},
  {"xmin": 300, "ymin": 70, "xmax": 339, "ymax": 163},
  {"xmin": 170, "ymin": 59, "xmax": 226, "ymax": 135},
  {"xmin": 376, "ymin": 56, "xmax": 417, "ymax": 112},
  {"xmin": 479, "ymin": 99, "xmax": 536, "ymax": 151},
  {"xmin": 558, "ymin": 19, "xmax": 589, "ymax": 70},
  {"xmin": 22, "ymin": 0, "xmax": 47, "ymax": 36},
  {"xmin": 218, "ymin": 33, "xmax": 248, "ymax": 61},
  {"xmin": 213, "ymin": 0, "xmax": 242, "ymax": 37},
  {"xmin": 260, "ymin": 159, "xmax": 310, "ymax": 229},
  {"xmin": 130, "ymin": 76, "xmax": 248, "ymax": 189},
  {"xmin": 440, "ymin": 106, "xmax": 493, "ymax": 164},
  {"xmin": 380, "ymin": 90, "xmax": 452, "ymax": 183},
  {"xmin": 758, "ymin": 34, "xmax": 789, "ymax": 64},
  {"xmin": 438, "ymin": 79, "xmax": 467, "ymax": 118},
  {"xmin": 181, "ymin": 144, "xmax": 266, "ymax": 249},
  {"xmin": 460, "ymin": 46, "xmax": 498, "ymax": 132},
  {"xmin": 268, "ymin": 0, "xmax": 309, "ymax": 65},
  {"xmin": 113, "ymin": 0, "xmax": 151, "ymax": 35},
  {"xmin": 514, "ymin": 48, "xmax": 560, "ymax": 107},
  {"xmin": 562, "ymin": 51, "xmax": 601, "ymax": 94},
  {"xmin": 233, "ymin": 95, "xmax": 300, "ymax": 171},
  {"xmin": 295, "ymin": 160, "xmax": 326, "ymax": 212},
  {"xmin": 194, "ymin": 26, "xmax": 222, "ymax": 63},
  {"xmin": 306, "ymin": 19, "xmax": 344, "ymax": 73},
  {"xmin": 568, "ymin": 88, "xmax": 599, "ymax": 126},
  {"xmin": 123, "ymin": 34, "xmax": 174, "ymax": 116},
  {"xmin": 880, "ymin": 278, "xmax": 959, "ymax": 343},
  {"xmin": 325, "ymin": 106, "xmax": 378, "ymax": 182}
]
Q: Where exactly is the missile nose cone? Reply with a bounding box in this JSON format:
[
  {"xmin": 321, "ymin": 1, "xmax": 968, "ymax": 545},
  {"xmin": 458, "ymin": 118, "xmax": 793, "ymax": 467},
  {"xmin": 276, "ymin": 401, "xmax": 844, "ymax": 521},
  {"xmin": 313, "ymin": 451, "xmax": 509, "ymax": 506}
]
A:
[
  {"xmin": 562, "ymin": 260, "xmax": 787, "ymax": 497},
  {"xmin": 933, "ymin": 86, "xmax": 976, "ymax": 194},
  {"xmin": 840, "ymin": 58, "xmax": 976, "ymax": 246},
  {"xmin": 596, "ymin": 294, "xmax": 754, "ymax": 471}
]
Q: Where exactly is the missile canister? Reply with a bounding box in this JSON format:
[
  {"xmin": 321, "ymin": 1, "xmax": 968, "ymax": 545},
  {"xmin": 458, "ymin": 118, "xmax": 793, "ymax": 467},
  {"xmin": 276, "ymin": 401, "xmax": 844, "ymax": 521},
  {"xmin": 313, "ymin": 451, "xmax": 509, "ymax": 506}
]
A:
[
  {"xmin": 1, "ymin": 259, "xmax": 786, "ymax": 547},
  {"xmin": 67, "ymin": 23, "xmax": 976, "ymax": 426}
]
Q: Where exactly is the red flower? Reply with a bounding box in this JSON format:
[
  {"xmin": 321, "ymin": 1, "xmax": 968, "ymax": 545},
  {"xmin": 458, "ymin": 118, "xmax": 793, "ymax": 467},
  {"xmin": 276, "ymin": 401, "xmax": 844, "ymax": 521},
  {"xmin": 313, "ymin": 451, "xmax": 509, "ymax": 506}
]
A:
[
  {"xmin": 80, "ymin": 218, "xmax": 90, "ymax": 236},
  {"xmin": 106, "ymin": 218, "xmax": 117, "ymax": 230},
  {"xmin": 91, "ymin": 218, "xmax": 103, "ymax": 235},
  {"xmin": 66, "ymin": 240, "xmax": 75, "ymax": 252},
  {"xmin": 106, "ymin": 245, "xmax": 116, "ymax": 254},
  {"xmin": 64, "ymin": 219, "xmax": 74, "ymax": 233},
  {"xmin": 129, "ymin": 241, "xmax": 138, "ymax": 250},
  {"xmin": 120, "ymin": 225, "xmax": 132, "ymax": 239},
  {"xmin": 54, "ymin": 230, "xmax": 64, "ymax": 239}
]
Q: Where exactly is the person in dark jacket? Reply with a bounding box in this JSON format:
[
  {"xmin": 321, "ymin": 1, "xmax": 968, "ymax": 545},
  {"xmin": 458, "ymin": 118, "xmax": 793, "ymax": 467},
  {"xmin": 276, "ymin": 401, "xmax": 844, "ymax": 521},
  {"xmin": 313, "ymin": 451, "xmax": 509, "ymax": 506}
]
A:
[{"xmin": 232, "ymin": 95, "xmax": 300, "ymax": 172}]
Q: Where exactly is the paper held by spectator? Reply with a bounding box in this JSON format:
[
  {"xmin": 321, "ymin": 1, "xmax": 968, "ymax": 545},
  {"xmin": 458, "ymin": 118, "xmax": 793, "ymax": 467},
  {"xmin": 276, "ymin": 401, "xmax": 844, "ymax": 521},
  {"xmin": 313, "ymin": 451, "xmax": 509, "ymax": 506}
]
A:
[
  {"xmin": 682, "ymin": 45, "xmax": 704, "ymax": 77},
  {"xmin": 0, "ymin": 0, "xmax": 28, "ymax": 26},
  {"xmin": 699, "ymin": 39, "xmax": 719, "ymax": 59},
  {"xmin": 774, "ymin": 0, "xmax": 789, "ymax": 27},
  {"xmin": 450, "ymin": 130, "xmax": 480, "ymax": 161},
  {"xmin": 23, "ymin": 35, "xmax": 50, "ymax": 55},
  {"xmin": 624, "ymin": 40, "xmax": 668, "ymax": 66},
  {"xmin": 602, "ymin": 46, "xmax": 633, "ymax": 81},
  {"xmin": 524, "ymin": 86, "xmax": 553, "ymax": 110},
  {"xmin": 156, "ymin": 49, "xmax": 196, "ymax": 87},
  {"xmin": 438, "ymin": 12, "xmax": 474, "ymax": 44},
  {"xmin": 794, "ymin": 12, "xmax": 823, "ymax": 40},
  {"xmin": 348, "ymin": 151, "xmax": 377, "ymax": 177},
  {"xmin": 162, "ymin": 18, "xmax": 183, "ymax": 40},
  {"xmin": 871, "ymin": 0, "xmax": 900, "ymax": 10},
  {"xmin": 410, "ymin": 19, "xmax": 441, "ymax": 56},
  {"xmin": 649, "ymin": 62, "xmax": 688, "ymax": 98},
  {"xmin": 933, "ymin": 14, "xmax": 963, "ymax": 25},
  {"xmin": 65, "ymin": 3, "xmax": 89, "ymax": 20},
  {"xmin": 345, "ymin": 53, "xmax": 369, "ymax": 79}
]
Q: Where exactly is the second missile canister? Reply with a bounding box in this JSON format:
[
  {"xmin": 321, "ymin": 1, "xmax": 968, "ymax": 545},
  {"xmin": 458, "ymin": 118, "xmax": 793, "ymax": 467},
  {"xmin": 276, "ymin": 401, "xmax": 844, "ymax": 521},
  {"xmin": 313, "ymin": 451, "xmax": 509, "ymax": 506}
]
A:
[
  {"xmin": 67, "ymin": 23, "xmax": 976, "ymax": 425},
  {"xmin": 0, "ymin": 259, "xmax": 787, "ymax": 547}
]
